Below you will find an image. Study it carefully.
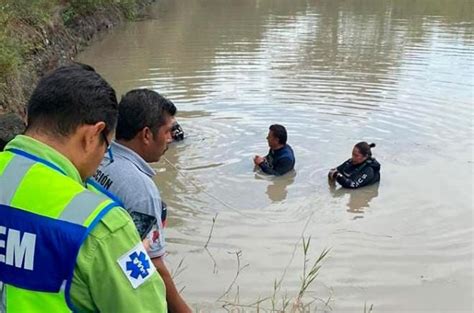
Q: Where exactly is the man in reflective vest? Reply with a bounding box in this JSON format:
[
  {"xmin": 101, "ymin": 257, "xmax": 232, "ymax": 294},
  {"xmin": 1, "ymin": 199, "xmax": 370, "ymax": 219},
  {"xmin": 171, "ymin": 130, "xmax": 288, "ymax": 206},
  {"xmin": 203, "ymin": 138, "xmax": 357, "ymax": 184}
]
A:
[{"xmin": 0, "ymin": 64, "xmax": 167, "ymax": 312}]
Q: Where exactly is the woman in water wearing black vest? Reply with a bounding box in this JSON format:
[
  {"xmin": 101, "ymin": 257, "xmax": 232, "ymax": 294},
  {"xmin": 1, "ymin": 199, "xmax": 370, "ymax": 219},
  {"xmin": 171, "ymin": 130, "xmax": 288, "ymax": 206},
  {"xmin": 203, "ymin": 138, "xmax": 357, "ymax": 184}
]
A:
[{"xmin": 328, "ymin": 142, "xmax": 381, "ymax": 189}]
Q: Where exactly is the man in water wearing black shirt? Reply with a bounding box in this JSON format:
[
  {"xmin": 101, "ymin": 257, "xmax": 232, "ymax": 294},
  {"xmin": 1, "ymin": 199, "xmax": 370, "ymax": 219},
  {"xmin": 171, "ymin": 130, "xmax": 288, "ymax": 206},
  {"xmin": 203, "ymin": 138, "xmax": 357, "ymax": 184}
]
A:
[{"xmin": 254, "ymin": 124, "xmax": 295, "ymax": 176}]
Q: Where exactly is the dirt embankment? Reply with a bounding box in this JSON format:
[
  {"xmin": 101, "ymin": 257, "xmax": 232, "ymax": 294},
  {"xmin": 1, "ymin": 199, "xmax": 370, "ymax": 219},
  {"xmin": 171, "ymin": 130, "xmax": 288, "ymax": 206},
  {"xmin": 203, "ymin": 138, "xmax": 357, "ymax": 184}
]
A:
[{"xmin": 0, "ymin": 0, "xmax": 156, "ymax": 144}]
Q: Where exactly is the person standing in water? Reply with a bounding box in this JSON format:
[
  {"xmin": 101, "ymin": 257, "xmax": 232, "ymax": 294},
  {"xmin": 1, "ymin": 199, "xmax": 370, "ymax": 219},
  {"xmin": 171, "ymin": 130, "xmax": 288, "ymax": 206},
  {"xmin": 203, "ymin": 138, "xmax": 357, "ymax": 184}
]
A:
[
  {"xmin": 329, "ymin": 142, "xmax": 381, "ymax": 189},
  {"xmin": 254, "ymin": 124, "xmax": 295, "ymax": 176}
]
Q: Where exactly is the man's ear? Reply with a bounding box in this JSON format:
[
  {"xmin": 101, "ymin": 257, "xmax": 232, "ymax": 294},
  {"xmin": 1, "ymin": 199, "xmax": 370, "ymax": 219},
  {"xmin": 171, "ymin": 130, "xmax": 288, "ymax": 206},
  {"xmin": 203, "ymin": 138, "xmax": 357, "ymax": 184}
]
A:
[
  {"xmin": 142, "ymin": 126, "xmax": 153, "ymax": 145},
  {"xmin": 82, "ymin": 122, "xmax": 106, "ymax": 153}
]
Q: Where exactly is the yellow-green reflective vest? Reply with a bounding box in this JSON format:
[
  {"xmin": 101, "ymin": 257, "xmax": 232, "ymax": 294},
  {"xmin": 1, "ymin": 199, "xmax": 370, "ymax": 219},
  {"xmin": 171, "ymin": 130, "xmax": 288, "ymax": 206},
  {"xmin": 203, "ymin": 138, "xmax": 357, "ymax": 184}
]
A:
[{"xmin": 0, "ymin": 148, "xmax": 118, "ymax": 312}]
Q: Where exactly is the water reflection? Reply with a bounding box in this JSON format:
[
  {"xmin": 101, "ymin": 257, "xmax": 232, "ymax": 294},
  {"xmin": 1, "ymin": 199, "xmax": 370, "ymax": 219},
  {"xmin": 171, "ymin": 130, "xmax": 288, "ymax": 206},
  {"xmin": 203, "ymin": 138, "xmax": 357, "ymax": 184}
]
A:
[
  {"xmin": 329, "ymin": 182, "xmax": 380, "ymax": 218},
  {"xmin": 264, "ymin": 171, "xmax": 296, "ymax": 203}
]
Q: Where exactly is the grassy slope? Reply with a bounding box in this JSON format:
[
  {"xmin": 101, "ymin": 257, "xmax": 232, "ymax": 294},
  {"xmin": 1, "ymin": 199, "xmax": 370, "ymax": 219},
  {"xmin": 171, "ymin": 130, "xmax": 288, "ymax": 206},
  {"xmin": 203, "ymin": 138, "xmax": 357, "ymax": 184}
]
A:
[{"xmin": 0, "ymin": 0, "xmax": 147, "ymax": 114}]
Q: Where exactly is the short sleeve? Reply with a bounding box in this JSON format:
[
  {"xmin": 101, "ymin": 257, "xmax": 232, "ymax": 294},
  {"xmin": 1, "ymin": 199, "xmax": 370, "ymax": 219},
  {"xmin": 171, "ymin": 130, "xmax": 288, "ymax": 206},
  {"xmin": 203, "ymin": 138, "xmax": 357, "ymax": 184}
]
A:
[{"xmin": 70, "ymin": 207, "xmax": 167, "ymax": 312}]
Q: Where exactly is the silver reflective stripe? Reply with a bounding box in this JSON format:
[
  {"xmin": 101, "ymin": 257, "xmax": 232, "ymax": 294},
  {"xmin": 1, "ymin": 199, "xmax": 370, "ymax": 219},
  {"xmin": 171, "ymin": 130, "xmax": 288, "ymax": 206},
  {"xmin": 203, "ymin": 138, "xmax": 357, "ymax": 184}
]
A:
[
  {"xmin": 59, "ymin": 190, "xmax": 107, "ymax": 225},
  {"xmin": 59, "ymin": 280, "xmax": 67, "ymax": 293},
  {"xmin": 0, "ymin": 156, "xmax": 36, "ymax": 205}
]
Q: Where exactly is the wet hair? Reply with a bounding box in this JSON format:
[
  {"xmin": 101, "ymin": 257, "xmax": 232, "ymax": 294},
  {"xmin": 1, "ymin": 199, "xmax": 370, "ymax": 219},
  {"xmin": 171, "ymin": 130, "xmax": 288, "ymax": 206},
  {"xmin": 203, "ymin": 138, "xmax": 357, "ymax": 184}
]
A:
[
  {"xmin": 26, "ymin": 63, "xmax": 118, "ymax": 137},
  {"xmin": 269, "ymin": 124, "xmax": 287, "ymax": 145},
  {"xmin": 354, "ymin": 142, "xmax": 376, "ymax": 157},
  {"xmin": 115, "ymin": 89, "xmax": 177, "ymax": 140}
]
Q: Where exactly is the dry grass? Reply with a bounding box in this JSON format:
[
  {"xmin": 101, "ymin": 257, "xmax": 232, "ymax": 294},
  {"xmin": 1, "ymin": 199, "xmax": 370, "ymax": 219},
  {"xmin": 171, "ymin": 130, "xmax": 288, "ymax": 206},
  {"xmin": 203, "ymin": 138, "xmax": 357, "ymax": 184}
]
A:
[{"xmin": 217, "ymin": 237, "xmax": 331, "ymax": 313}]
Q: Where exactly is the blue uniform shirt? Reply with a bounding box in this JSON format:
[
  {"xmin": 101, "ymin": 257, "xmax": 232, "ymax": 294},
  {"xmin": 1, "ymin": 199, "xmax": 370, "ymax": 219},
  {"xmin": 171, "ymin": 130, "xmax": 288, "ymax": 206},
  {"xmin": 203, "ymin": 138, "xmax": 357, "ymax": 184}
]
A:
[{"xmin": 259, "ymin": 144, "xmax": 296, "ymax": 176}]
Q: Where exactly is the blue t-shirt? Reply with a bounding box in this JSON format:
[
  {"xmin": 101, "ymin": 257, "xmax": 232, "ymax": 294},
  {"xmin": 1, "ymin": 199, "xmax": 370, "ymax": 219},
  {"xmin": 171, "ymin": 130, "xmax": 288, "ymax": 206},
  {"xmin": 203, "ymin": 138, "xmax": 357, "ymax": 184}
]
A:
[
  {"xmin": 259, "ymin": 144, "xmax": 295, "ymax": 176},
  {"xmin": 92, "ymin": 141, "xmax": 166, "ymax": 258}
]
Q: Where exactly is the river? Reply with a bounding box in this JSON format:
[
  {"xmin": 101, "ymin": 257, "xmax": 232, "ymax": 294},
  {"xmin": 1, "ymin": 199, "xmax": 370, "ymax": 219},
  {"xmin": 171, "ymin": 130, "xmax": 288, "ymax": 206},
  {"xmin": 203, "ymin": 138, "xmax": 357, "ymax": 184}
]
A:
[{"xmin": 78, "ymin": 0, "xmax": 473, "ymax": 311}]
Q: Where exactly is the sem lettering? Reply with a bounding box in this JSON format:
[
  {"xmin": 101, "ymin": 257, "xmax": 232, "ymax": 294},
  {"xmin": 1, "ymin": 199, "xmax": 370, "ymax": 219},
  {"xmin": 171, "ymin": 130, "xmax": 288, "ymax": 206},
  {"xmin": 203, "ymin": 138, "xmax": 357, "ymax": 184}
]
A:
[{"xmin": 0, "ymin": 226, "xmax": 36, "ymax": 271}]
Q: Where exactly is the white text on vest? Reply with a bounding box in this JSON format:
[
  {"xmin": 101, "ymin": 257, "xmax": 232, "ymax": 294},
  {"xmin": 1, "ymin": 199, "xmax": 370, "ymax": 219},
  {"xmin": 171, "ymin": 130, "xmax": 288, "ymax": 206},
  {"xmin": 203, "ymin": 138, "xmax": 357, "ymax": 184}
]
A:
[{"xmin": 0, "ymin": 226, "xmax": 36, "ymax": 270}]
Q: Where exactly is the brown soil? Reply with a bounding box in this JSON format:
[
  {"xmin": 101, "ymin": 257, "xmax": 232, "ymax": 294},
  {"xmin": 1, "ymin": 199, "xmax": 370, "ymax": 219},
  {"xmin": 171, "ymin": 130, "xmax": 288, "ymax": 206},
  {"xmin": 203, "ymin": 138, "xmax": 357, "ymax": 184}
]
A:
[{"xmin": 0, "ymin": 0, "xmax": 156, "ymax": 122}]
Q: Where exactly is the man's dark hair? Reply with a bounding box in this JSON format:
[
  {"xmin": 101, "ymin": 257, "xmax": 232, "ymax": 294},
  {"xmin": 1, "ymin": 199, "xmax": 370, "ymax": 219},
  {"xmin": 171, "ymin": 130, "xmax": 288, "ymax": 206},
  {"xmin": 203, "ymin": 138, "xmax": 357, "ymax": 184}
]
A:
[
  {"xmin": 115, "ymin": 89, "xmax": 177, "ymax": 140},
  {"xmin": 26, "ymin": 63, "xmax": 118, "ymax": 137},
  {"xmin": 269, "ymin": 124, "xmax": 287, "ymax": 145}
]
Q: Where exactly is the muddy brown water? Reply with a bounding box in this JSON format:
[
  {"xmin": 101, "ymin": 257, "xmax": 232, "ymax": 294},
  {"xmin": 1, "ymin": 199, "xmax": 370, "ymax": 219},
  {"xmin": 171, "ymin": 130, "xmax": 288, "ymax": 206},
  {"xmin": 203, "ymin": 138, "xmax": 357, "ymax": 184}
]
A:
[{"xmin": 78, "ymin": 0, "xmax": 473, "ymax": 311}]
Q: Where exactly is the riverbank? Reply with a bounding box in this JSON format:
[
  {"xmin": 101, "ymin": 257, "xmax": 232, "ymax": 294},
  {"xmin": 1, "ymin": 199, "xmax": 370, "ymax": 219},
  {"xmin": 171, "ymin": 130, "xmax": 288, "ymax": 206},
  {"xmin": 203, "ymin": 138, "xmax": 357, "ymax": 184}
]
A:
[{"xmin": 0, "ymin": 0, "xmax": 156, "ymax": 117}]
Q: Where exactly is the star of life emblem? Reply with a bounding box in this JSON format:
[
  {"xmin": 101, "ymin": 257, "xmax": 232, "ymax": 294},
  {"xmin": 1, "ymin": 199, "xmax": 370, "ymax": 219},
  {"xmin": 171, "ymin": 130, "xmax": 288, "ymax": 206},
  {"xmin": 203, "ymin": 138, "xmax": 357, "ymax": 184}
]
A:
[{"xmin": 117, "ymin": 243, "xmax": 155, "ymax": 288}]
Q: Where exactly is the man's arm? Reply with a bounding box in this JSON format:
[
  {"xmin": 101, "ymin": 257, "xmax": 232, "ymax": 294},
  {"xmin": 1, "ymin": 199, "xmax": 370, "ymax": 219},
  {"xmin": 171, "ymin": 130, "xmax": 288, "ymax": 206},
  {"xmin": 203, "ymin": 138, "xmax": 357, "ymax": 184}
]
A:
[
  {"xmin": 152, "ymin": 257, "xmax": 192, "ymax": 313},
  {"xmin": 259, "ymin": 157, "xmax": 293, "ymax": 176},
  {"xmin": 132, "ymin": 190, "xmax": 192, "ymax": 312},
  {"xmin": 71, "ymin": 207, "xmax": 167, "ymax": 313},
  {"xmin": 258, "ymin": 160, "xmax": 278, "ymax": 175}
]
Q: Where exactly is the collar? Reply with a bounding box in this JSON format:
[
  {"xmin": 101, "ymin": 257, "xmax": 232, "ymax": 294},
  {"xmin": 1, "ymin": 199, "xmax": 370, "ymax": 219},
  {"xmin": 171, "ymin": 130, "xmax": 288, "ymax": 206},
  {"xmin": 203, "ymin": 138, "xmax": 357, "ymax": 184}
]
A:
[
  {"xmin": 272, "ymin": 144, "xmax": 287, "ymax": 153},
  {"xmin": 111, "ymin": 141, "xmax": 156, "ymax": 177},
  {"xmin": 5, "ymin": 135, "xmax": 82, "ymax": 183}
]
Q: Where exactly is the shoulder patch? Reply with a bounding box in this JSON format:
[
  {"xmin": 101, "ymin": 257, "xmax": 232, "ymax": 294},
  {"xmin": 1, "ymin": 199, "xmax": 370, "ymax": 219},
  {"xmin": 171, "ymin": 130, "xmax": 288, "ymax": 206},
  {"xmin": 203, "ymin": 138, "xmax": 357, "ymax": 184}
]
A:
[{"xmin": 117, "ymin": 242, "xmax": 156, "ymax": 289}]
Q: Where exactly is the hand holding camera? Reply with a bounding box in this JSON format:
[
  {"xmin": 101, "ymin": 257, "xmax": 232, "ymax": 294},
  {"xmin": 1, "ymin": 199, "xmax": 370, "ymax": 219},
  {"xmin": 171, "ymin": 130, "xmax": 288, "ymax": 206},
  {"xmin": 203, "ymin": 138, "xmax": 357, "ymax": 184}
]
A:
[
  {"xmin": 254, "ymin": 155, "xmax": 266, "ymax": 166},
  {"xmin": 328, "ymin": 168, "xmax": 339, "ymax": 180}
]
